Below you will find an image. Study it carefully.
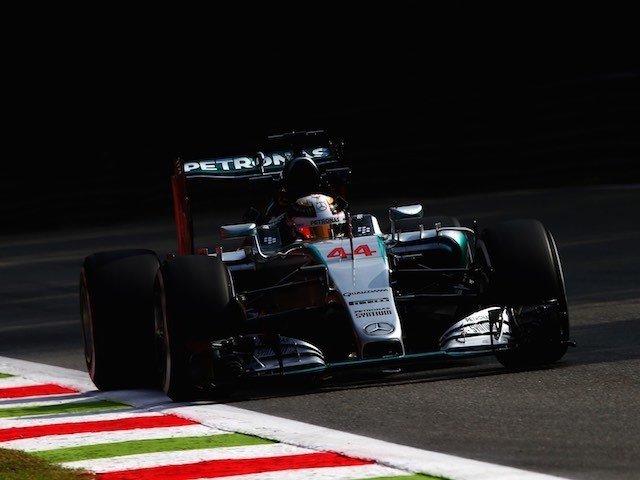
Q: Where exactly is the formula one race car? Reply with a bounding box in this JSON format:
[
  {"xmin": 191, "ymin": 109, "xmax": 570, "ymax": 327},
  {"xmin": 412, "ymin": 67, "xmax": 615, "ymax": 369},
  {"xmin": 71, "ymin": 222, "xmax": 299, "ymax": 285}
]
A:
[{"xmin": 79, "ymin": 130, "xmax": 574, "ymax": 401}]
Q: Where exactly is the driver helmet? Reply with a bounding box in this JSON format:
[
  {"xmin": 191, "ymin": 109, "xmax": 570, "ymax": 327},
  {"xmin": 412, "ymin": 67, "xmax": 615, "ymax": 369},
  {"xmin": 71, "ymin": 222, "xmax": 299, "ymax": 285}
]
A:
[{"xmin": 289, "ymin": 194, "xmax": 346, "ymax": 240}]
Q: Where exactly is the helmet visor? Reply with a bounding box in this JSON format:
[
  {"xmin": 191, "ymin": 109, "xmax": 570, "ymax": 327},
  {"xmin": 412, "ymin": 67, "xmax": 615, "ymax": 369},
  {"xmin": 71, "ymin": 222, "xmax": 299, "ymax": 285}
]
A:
[{"xmin": 300, "ymin": 224, "xmax": 332, "ymax": 239}]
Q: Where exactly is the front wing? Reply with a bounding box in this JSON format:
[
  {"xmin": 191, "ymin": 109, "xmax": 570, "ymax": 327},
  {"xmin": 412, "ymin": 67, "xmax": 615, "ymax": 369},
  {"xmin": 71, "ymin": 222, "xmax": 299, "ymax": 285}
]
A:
[{"xmin": 195, "ymin": 305, "xmax": 540, "ymax": 389}]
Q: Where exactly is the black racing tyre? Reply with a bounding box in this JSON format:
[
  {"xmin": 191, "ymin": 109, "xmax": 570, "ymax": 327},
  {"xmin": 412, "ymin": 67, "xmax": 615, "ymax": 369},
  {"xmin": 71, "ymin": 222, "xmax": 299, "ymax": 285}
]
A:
[
  {"xmin": 79, "ymin": 249, "xmax": 160, "ymax": 390},
  {"xmin": 155, "ymin": 255, "xmax": 241, "ymax": 401},
  {"xmin": 479, "ymin": 219, "xmax": 570, "ymax": 368}
]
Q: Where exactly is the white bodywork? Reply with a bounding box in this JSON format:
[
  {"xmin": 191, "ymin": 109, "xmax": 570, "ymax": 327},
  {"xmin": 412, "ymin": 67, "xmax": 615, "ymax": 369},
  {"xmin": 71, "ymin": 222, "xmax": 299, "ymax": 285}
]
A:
[{"xmin": 304, "ymin": 236, "xmax": 405, "ymax": 357}]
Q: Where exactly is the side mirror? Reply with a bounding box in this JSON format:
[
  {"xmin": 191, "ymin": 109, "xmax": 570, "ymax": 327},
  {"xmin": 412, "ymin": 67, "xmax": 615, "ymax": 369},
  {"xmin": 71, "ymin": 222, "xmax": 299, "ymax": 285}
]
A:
[
  {"xmin": 389, "ymin": 204, "xmax": 423, "ymax": 238},
  {"xmin": 389, "ymin": 204, "xmax": 423, "ymax": 222},
  {"xmin": 220, "ymin": 223, "xmax": 257, "ymax": 239}
]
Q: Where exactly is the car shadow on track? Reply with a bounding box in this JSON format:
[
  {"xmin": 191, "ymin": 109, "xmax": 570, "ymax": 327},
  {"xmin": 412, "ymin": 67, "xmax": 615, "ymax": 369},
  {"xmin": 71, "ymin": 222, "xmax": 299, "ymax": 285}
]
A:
[{"xmin": 199, "ymin": 357, "xmax": 573, "ymax": 403}]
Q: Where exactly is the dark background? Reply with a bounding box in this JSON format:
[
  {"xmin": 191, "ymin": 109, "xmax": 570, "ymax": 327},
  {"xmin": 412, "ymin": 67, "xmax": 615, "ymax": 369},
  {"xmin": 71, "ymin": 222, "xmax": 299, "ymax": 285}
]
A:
[
  {"xmin": 1, "ymin": 21, "xmax": 640, "ymax": 479},
  {"xmin": 3, "ymin": 20, "xmax": 639, "ymax": 233}
]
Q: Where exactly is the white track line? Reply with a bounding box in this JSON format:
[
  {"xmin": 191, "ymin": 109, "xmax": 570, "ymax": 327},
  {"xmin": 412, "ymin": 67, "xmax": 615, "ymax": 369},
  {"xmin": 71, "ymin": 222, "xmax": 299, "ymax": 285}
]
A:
[
  {"xmin": 189, "ymin": 464, "xmax": 411, "ymax": 480},
  {"xmin": 1, "ymin": 424, "xmax": 225, "ymax": 452}
]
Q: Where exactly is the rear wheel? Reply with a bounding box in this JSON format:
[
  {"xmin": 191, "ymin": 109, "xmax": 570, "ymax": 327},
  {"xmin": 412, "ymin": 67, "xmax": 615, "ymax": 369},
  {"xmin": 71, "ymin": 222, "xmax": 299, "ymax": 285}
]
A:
[
  {"xmin": 155, "ymin": 255, "xmax": 242, "ymax": 401},
  {"xmin": 80, "ymin": 249, "xmax": 160, "ymax": 390},
  {"xmin": 479, "ymin": 219, "xmax": 570, "ymax": 368}
]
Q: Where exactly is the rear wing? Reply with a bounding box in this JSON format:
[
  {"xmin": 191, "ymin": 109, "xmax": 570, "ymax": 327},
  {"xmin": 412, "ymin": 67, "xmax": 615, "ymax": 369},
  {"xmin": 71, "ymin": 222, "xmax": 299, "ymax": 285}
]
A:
[
  {"xmin": 182, "ymin": 146, "xmax": 338, "ymax": 180},
  {"xmin": 171, "ymin": 131, "xmax": 350, "ymax": 255}
]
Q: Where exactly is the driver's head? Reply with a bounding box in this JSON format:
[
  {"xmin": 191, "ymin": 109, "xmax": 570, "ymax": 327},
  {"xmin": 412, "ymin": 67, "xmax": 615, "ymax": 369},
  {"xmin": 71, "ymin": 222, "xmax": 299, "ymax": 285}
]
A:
[
  {"xmin": 289, "ymin": 194, "xmax": 346, "ymax": 240},
  {"xmin": 282, "ymin": 155, "xmax": 321, "ymax": 200}
]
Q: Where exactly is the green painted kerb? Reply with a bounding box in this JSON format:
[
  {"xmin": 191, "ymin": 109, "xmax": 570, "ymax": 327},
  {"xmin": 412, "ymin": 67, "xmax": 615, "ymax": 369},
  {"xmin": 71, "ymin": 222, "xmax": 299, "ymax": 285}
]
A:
[
  {"xmin": 0, "ymin": 400, "xmax": 130, "ymax": 418},
  {"xmin": 33, "ymin": 433, "xmax": 275, "ymax": 463}
]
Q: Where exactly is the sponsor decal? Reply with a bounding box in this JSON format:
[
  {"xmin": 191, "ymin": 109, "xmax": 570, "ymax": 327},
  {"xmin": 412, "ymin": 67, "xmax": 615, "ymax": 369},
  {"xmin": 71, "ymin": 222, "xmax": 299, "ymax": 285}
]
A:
[
  {"xmin": 355, "ymin": 307, "xmax": 393, "ymax": 319},
  {"xmin": 183, "ymin": 147, "xmax": 332, "ymax": 175},
  {"xmin": 343, "ymin": 288, "xmax": 388, "ymax": 297},
  {"xmin": 184, "ymin": 157, "xmax": 259, "ymax": 173},
  {"xmin": 356, "ymin": 225, "xmax": 373, "ymax": 235},
  {"xmin": 348, "ymin": 297, "xmax": 389, "ymax": 306},
  {"xmin": 464, "ymin": 323, "xmax": 491, "ymax": 334},
  {"xmin": 364, "ymin": 322, "xmax": 396, "ymax": 335},
  {"xmin": 315, "ymin": 198, "xmax": 328, "ymax": 211},
  {"xmin": 327, "ymin": 244, "xmax": 377, "ymax": 258},
  {"xmin": 261, "ymin": 236, "xmax": 279, "ymax": 245},
  {"xmin": 311, "ymin": 216, "xmax": 342, "ymax": 226}
]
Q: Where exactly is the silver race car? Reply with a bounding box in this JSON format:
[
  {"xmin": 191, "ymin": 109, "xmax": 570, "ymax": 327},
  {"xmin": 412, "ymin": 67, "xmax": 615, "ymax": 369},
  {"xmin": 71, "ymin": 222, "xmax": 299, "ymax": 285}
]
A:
[{"xmin": 80, "ymin": 130, "xmax": 574, "ymax": 401}]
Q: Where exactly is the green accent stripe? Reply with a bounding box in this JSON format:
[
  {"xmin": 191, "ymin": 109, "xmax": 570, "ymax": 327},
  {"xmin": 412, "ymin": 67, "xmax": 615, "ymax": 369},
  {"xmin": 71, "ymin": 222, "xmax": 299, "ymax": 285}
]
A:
[
  {"xmin": 376, "ymin": 235, "xmax": 389, "ymax": 267},
  {"xmin": 33, "ymin": 433, "xmax": 275, "ymax": 463},
  {"xmin": 0, "ymin": 373, "xmax": 14, "ymax": 379},
  {"xmin": 0, "ymin": 400, "xmax": 130, "ymax": 418}
]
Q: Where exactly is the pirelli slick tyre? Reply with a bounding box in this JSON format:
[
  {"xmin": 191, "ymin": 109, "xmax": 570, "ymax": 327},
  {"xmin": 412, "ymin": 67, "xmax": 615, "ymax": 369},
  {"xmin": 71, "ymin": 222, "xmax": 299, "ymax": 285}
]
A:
[
  {"xmin": 155, "ymin": 254, "xmax": 240, "ymax": 402},
  {"xmin": 479, "ymin": 219, "xmax": 570, "ymax": 368},
  {"xmin": 79, "ymin": 249, "xmax": 160, "ymax": 390}
]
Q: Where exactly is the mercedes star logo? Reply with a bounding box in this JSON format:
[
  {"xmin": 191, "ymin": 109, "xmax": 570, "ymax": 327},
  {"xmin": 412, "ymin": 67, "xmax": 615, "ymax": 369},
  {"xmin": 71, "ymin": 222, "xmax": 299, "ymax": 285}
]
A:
[{"xmin": 364, "ymin": 322, "xmax": 395, "ymax": 335}]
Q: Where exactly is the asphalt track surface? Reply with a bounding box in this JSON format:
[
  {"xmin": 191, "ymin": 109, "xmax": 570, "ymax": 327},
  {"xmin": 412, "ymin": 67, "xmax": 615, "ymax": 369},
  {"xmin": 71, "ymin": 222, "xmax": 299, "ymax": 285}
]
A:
[{"xmin": 1, "ymin": 185, "xmax": 639, "ymax": 480}]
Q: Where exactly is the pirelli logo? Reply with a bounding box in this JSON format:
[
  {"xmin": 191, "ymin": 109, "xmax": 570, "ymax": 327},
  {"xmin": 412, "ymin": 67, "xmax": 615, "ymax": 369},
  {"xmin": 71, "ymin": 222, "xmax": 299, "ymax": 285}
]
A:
[
  {"xmin": 355, "ymin": 307, "xmax": 393, "ymax": 318},
  {"xmin": 349, "ymin": 297, "xmax": 389, "ymax": 306}
]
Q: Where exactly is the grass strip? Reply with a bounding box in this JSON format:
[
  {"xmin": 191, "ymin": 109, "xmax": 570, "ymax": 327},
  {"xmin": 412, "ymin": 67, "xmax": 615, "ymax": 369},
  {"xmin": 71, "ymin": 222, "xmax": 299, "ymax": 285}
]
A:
[{"xmin": 0, "ymin": 447, "xmax": 95, "ymax": 479}]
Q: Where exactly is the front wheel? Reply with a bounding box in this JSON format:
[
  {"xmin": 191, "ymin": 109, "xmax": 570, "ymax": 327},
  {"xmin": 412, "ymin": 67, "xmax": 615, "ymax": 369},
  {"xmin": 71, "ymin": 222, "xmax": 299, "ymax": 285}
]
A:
[
  {"xmin": 479, "ymin": 219, "xmax": 570, "ymax": 368},
  {"xmin": 155, "ymin": 255, "xmax": 243, "ymax": 401}
]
